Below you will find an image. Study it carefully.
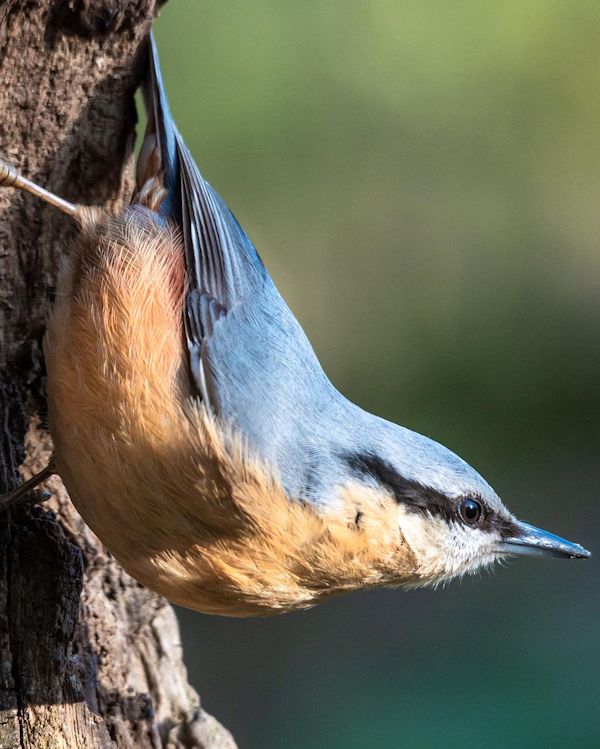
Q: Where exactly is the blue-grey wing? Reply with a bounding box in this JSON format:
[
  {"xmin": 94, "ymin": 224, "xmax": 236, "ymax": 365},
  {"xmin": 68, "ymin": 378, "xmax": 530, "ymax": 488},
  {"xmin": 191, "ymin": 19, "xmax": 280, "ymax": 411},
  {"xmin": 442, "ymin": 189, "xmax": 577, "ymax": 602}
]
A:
[
  {"xmin": 176, "ymin": 136, "xmax": 267, "ymax": 307},
  {"xmin": 175, "ymin": 134, "xmax": 270, "ymax": 406},
  {"xmin": 177, "ymin": 153, "xmax": 345, "ymax": 498},
  {"xmin": 141, "ymin": 33, "xmax": 269, "ymax": 405},
  {"xmin": 142, "ymin": 33, "xmax": 355, "ymax": 502}
]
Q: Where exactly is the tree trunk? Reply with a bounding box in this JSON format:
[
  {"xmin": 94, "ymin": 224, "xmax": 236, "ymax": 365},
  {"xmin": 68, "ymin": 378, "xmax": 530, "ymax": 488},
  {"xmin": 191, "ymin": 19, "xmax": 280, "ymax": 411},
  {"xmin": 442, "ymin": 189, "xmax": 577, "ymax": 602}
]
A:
[{"xmin": 0, "ymin": 2, "xmax": 236, "ymax": 746}]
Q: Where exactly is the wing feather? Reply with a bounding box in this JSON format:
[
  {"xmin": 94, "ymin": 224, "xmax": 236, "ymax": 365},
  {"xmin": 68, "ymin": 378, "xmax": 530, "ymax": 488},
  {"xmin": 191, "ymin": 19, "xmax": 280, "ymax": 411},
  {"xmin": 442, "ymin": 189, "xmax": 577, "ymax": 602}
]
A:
[{"xmin": 142, "ymin": 33, "xmax": 268, "ymax": 408}]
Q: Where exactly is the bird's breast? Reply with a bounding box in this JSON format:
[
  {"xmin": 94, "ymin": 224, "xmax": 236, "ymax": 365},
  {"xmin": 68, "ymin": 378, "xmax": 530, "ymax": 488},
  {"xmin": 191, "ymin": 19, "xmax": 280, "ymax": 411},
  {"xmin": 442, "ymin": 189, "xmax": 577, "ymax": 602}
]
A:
[{"xmin": 43, "ymin": 209, "xmax": 417, "ymax": 615}]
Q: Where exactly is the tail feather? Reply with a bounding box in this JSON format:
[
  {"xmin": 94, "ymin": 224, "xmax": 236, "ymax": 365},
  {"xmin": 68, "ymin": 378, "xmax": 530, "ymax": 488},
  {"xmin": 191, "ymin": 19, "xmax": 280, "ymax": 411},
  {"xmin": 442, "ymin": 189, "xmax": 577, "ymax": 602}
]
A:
[
  {"xmin": 139, "ymin": 31, "xmax": 266, "ymax": 307},
  {"xmin": 137, "ymin": 32, "xmax": 181, "ymax": 220}
]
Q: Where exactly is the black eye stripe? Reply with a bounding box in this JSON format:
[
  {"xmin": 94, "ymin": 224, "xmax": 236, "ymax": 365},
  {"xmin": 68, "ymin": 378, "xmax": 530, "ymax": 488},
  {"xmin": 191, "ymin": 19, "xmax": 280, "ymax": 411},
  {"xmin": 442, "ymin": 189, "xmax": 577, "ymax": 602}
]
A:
[
  {"xmin": 343, "ymin": 451, "xmax": 455, "ymax": 520},
  {"xmin": 342, "ymin": 451, "xmax": 518, "ymax": 536}
]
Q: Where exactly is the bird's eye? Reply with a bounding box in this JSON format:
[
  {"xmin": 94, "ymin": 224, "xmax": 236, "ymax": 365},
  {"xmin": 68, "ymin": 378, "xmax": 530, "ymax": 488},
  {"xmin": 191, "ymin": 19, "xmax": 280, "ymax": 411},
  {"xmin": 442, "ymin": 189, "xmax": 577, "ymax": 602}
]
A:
[{"xmin": 459, "ymin": 498, "xmax": 482, "ymax": 526}]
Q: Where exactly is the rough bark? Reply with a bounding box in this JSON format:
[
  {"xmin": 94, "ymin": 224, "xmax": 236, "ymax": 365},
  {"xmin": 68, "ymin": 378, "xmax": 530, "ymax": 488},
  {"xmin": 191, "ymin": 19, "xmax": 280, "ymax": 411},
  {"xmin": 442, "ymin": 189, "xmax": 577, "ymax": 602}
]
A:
[{"xmin": 0, "ymin": 2, "xmax": 236, "ymax": 747}]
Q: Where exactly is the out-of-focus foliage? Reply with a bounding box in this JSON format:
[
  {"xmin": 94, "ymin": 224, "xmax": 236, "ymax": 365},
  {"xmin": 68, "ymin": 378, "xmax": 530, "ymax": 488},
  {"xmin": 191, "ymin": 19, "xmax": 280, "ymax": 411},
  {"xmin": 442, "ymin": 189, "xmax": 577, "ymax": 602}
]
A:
[{"xmin": 154, "ymin": 2, "xmax": 599, "ymax": 747}]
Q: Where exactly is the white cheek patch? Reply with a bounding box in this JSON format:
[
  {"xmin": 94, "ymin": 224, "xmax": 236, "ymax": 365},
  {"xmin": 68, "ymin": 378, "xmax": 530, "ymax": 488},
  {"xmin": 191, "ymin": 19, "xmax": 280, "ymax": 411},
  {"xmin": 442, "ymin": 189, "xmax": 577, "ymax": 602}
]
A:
[
  {"xmin": 398, "ymin": 509, "xmax": 450, "ymax": 577},
  {"xmin": 446, "ymin": 525, "xmax": 498, "ymax": 575},
  {"xmin": 398, "ymin": 506, "xmax": 501, "ymax": 582}
]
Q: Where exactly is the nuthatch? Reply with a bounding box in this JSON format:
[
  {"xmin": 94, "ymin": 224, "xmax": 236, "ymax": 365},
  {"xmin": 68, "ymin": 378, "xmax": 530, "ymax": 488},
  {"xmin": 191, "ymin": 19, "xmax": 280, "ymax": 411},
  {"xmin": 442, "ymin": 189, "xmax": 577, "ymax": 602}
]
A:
[{"xmin": 0, "ymin": 34, "xmax": 590, "ymax": 616}]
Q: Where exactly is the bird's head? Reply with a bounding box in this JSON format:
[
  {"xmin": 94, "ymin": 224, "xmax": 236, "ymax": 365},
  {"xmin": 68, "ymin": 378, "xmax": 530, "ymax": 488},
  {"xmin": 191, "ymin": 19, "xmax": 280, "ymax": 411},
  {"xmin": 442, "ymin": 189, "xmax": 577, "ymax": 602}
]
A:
[{"xmin": 341, "ymin": 427, "xmax": 590, "ymax": 587}]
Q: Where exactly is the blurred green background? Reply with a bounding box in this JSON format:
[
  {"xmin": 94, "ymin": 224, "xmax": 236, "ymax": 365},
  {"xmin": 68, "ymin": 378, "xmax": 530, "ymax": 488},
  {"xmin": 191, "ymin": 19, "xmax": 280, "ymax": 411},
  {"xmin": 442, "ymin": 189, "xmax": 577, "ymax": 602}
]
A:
[{"xmin": 153, "ymin": 2, "xmax": 599, "ymax": 747}]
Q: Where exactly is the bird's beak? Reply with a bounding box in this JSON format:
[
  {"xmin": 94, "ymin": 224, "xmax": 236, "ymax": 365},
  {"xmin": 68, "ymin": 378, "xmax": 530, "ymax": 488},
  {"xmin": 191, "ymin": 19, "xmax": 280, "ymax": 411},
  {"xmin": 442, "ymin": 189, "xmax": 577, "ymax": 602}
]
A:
[{"xmin": 500, "ymin": 520, "xmax": 591, "ymax": 560}]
